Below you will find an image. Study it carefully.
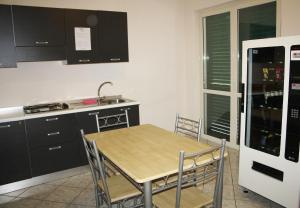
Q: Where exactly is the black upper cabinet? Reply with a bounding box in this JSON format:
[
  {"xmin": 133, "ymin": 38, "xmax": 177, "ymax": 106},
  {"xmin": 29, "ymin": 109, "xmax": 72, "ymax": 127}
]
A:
[
  {"xmin": 0, "ymin": 5, "xmax": 16, "ymax": 68},
  {"xmin": 12, "ymin": 5, "xmax": 66, "ymax": 61},
  {"xmin": 98, "ymin": 11, "xmax": 129, "ymax": 62},
  {"xmin": 0, "ymin": 121, "xmax": 31, "ymax": 185},
  {"xmin": 13, "ymin": 6, "xmax": 65, "ymax": 47},
  {"xmin": 65, "ymin": 9, "xmax": 99, "ymax": 64}
]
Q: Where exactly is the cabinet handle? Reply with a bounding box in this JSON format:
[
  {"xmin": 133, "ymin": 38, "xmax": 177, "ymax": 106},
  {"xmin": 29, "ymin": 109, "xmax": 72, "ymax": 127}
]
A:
[
  {"xmin": 47, "ymin": 131, "xmax": 60, "ymax": 136},
  {"xmin": 78, "ymin": 59, "xmax": 90, "ymax": 63},
  {"xmin": 49, "ymin": 146, "xmax": 62, "ymax": 151},
  {"xmin": 35, "ymin": 41, "xmax": 49, "ymax": 45},
  {"xmin": 120, "ymin": 108, "xmax": 131, "ymax": 111},
  {"xmin": 46, "ymin": 117, "xmax": 59, "ymax": 122},
  {"xmin": 88, "ymin": 112, "xmax": 99, "ymax": 116},
  {"xmin": 0, "ymin": 124, "xmax": 11, "ymax": 129},
  {"xmin": 110, "ymin": 58, "xmax": 121, "ymax": 61}
]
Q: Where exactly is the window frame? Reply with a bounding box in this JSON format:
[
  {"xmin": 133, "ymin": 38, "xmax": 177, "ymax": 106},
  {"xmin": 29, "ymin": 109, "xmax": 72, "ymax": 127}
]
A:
[{"xmin": 198, "ymin": 0, "xmax": 280, "ymax": 148}]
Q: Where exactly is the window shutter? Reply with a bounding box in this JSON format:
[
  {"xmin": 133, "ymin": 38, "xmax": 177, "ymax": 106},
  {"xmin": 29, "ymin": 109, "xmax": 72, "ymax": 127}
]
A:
[
  {"xmin": 205, "ymin": 12, "xmax": 231, "ymax": 91},
  {"xmin": 206, "ymin": 94, "xmax": 230, "ymax": 140}
]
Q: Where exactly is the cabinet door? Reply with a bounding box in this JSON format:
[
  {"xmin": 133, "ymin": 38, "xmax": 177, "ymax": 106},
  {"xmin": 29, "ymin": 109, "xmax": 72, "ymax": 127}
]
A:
[
  {"xmin": 98, "ymin": 11, "xmax": 129, "ymax": 62},
  {"xmin": 0, "ymin": 121, "xmax": 31, "ymax": 185},
  {"xmin": 30, "ymin": 140, "xmax": 82, "ymax": 176},
  {"xmin": 12, "ymin": 5, "xmax": 66, "ymax": 61},
  {"xmin": 0, "ymin": 5, "xmax": 16, "ymax": 68},
  {"xmin": 13, "ymin": 6, "xmax": 65, "ymax": 47},
  {"xmin": 65, "ymin": 9, "xmax": 99, "ymax": 64},
  {"xmin": 76, "ymin": 105, "xmax": 139, "ymax": 134}
]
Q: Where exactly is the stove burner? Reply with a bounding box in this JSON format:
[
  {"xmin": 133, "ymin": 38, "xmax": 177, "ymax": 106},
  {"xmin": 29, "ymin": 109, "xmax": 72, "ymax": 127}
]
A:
[{"xmin": 23, "ymin": 103, "xmax": 69, "ymax": 114}]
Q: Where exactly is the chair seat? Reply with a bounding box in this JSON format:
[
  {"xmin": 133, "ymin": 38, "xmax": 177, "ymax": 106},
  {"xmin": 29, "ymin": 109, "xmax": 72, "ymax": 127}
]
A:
[
  {"xmin": 98, "ymin": 174, "xmax": 141, "ymax": 203},
  {"xmin": 153, "ymin": 187, "xmax": 213, "ymax": 208}
]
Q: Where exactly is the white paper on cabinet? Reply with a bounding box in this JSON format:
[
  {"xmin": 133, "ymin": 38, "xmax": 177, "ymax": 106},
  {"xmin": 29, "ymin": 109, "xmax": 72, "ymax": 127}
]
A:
[{"xmin": 74, "ymin": 27, "xmax": 91, "ymax": 51}]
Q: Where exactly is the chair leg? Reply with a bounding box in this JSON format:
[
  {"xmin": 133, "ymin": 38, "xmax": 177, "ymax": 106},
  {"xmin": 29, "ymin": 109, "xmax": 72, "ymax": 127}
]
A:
[{"xmin": 95, "ymin": 188, "xmax": 100, "ymax": 208}]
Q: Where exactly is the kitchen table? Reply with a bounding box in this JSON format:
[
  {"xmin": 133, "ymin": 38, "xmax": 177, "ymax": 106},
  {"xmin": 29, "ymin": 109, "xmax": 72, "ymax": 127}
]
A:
[{"xmin": 85, "ymin": 124, "xmax": 223, "ymax": 208}]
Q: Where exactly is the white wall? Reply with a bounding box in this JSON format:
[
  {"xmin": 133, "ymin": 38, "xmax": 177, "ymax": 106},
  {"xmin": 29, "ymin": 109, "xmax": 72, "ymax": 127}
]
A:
[
  {"xmin": 0, "ymin": 0, "xmax": 185, "ymax": 130},
  {"xmin": 280, "ymin": 0, "xmax": 300, "ymax": 36}
]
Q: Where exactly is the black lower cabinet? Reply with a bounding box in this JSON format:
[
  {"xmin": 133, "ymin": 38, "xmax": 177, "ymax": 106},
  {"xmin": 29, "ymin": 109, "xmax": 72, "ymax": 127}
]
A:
[
  {"xmin": 0, "ymin": 105, "xmax": 139, "ymax": 185},
  {"xmin": 0, "ymin": 121, "xmax": 31, "ymax": 185},
  {"xmin": 30, "ymin": 140, "xmax": 82, "ymax": 177}
]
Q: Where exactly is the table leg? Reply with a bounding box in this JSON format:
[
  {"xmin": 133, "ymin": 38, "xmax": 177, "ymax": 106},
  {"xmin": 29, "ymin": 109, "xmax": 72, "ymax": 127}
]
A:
[{"xmin": 144, "ymin": 181, "xmax": 152, "ymax": 208}]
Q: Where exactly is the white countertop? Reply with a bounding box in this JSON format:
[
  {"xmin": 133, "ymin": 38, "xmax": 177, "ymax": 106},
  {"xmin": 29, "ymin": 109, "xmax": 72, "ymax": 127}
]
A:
[{"xmin": 0, "ymin": 98, "xmax": 139, "ymax": 123}]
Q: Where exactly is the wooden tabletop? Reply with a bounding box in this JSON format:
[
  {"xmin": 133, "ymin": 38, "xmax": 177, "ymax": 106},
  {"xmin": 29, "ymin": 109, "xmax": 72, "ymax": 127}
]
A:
[{"xmin": 85, "ymin": 124, "xmax": 219, "ymax": 183}]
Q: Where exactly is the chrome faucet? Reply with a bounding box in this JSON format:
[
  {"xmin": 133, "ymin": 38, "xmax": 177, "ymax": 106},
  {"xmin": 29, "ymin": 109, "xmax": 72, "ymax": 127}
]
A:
[{"xmin": 97, "ymin": 81, "xmax": 113, "ymax": 100}]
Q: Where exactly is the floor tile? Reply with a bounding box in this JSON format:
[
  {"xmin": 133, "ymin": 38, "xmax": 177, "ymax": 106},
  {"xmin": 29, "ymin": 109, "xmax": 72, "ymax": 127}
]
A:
[
  {"xmin": 63, "ymin": 174, "xmax": 93, "ymax": 188},
  {"xmin": 203, "ymin": 181, "xmax": 235, "ymax": 200},
  {"xmin": 233, "ymin": 185, "xmax": 270, "ymax": 204},
  {"xmin": 45, "ymin": 186, "xmax": 82, "ymax": 203},
  {"xmin": 236, "ymin": 199, "xmax": 270, "ymax": 208},
  {"xmin": 0, "ymin": 196, "xmax": 15, "ymax": 205},
  {"xmin": 223, "ymin": 170, "xmax": 233, "ymax": 185},
  {"xmin": 36, "ymin": 200, "xmax": 68, "ymax": 208},
  {"xmin": 231, "ymin": 168, "xmax": 239, "ymax": 185},
  {"xmin": 18, "ymin": 184, "xmax": 57, "ymax": 200},
  {"xmin": 72, "ymin": 188, "xmax": 96, "ymax": 206},
  {"xmin": 3, "ymin": 197, "xmax": 41, "ymax": 208},
  {"xmin": 68, "ymin": 204, "xmax": 96, "ymax": 208},
  {"xmin": 222, "ymin": 199, "xmax": 237, "ymax": 208},
  {"xmin": 46, "ymin": 177, "xmax": 70, "ymax": 186}
]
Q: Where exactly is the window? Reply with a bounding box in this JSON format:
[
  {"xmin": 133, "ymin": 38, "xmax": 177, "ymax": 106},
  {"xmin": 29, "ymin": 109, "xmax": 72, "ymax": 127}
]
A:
[
  {"xmin": 205, "ymin": 94, "xmax": 230, "ymax": 140},
  {"xmin": 205, "ymin": 12, "xmax": 231, "ymax": 91},
  {"xmin": 203, "ymin": 12, "xmax": 231, "ymax": 141},
  {"xmin": 201, "ymin": 1, "xmax": 277, "ymax": 146},
  {"xmin": 238, "ymin": 2, "xmax": 277, "ymax": 84}
]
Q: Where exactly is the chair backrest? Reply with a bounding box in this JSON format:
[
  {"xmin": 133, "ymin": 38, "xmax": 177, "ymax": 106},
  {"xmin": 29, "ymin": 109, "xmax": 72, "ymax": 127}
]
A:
[
  {"xmin": 175, "ymin": 139, "xmax": 226, "ymax": 208},
  {"xmin": 80, "ymin": 129, "xmax": 112, "ymax": 207},
  {"xmin": 174, "ymin": 113, "xmax": 202, "ymax": 142},
  {"xmin": 96, "ymin": 109, "xmax": 129, "ymax": 132}
]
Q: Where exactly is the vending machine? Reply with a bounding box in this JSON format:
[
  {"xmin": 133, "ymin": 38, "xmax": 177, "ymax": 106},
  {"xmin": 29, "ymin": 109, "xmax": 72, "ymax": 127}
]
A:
[{"xmin": 239, "ymin": 36, "xmax": 300, "ymax": 208}]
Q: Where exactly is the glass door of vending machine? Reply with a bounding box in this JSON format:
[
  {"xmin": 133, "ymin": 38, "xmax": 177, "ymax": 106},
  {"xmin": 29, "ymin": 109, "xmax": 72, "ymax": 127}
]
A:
[{"xmin": 245, "ymin": 46, "xmax": 285, "ymax": 156}]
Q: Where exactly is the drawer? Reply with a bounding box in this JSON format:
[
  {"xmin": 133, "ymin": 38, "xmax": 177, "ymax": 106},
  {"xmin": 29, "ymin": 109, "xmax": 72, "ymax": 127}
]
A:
[
  {"xmin": 28, "ymin": 129, "xmax": 78, "ymax": 149},
  {"xmin": 26, "ymin": 114, "xmax": 79, "ymax": 148},
  {"xmin": 30, "ymin": 140, "xmax": 82, "ymax": 177},
  {"xmin": 26, "ymin": 114, "xmax": 77, "ymax": 134}
]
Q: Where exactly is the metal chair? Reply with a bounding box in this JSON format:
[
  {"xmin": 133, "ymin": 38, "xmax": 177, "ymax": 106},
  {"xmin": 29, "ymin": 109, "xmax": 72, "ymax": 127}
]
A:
[
  {"xmin": 95, "ymin": 109, "xmax": 129, "ymax": 176},
  {"xmin": 174, "ymin": 113, "xmax": 202, "ymax": 142},
  {"xmin": 153, "ymin": 139, "xmax": 226, "ymax": 208},
  {"xmin": 96, "ymin": 109, "xmax": 129, "ymax": 132},
  {"xmin": 81, "ymin": 130, "xmax": 143, "ymax": 208}
]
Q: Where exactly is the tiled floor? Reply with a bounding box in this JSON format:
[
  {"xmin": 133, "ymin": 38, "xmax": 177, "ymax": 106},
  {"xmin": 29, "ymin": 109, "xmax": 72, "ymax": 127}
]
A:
[{"xmin": 0, "ymin": 147, "xmax": 284, "ymax": 208}]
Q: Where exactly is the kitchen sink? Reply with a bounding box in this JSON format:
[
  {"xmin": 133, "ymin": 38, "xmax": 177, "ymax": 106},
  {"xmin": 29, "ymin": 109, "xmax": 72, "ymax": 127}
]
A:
[
  {"xmin": 67, "ymin": 96, "xmax": 130, "ymax": 110},
  {"xmin": 99, "ymin": 97, "xmax": 126, "ymax": 105}
]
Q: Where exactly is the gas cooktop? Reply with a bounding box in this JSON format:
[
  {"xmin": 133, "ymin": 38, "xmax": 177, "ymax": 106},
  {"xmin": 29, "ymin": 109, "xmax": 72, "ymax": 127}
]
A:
[{"xmin": 23, "ymin": 103, "xmax": 69, "ymax": 114}]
